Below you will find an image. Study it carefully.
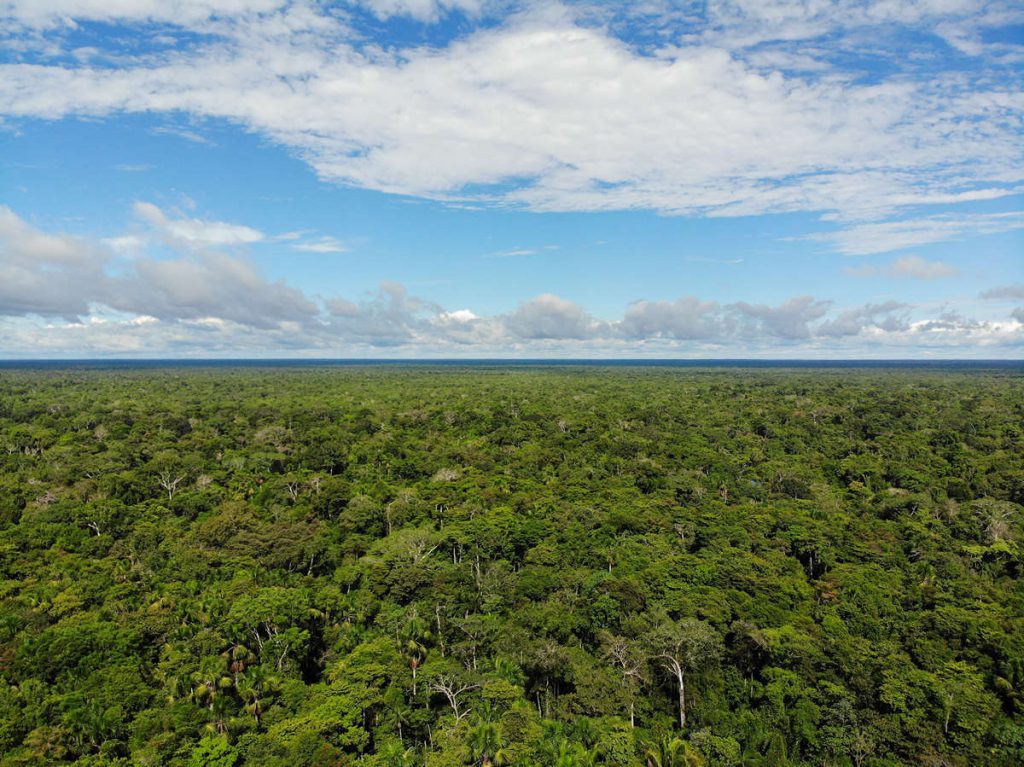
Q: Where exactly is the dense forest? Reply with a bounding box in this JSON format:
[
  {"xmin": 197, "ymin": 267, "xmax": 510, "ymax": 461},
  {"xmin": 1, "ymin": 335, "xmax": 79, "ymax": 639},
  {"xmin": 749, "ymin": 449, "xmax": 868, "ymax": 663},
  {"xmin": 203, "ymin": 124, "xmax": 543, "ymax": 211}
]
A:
[{"xmin": 0, "ymin": 365, "xmax": 1022, "ymax": 767}]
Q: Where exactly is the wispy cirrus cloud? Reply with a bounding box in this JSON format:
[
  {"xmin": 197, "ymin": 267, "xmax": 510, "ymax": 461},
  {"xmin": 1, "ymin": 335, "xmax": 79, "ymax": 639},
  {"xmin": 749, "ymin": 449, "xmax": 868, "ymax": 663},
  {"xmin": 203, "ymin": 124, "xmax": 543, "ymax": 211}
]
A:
[
  {"xmin": 134, "ymin": 201, "xmax": 264, "ymax": 248},
  {"xmin": 486, "ymin": 247, "xmax": 537, "ymax": 258},
  {"xmin": 149, "ymin": 125, "xmax": 215, "ymax": 145},
  {"xmin": 844, "ymin": 254, "xmax": 958, "ymax": 280},
  {"xmin": 291, "ymin": 236, "xmax": 347, "ymax": 254},
  {"xmin": 813, "ymin": 212, "xmax": 1024, "ymax": 256}
]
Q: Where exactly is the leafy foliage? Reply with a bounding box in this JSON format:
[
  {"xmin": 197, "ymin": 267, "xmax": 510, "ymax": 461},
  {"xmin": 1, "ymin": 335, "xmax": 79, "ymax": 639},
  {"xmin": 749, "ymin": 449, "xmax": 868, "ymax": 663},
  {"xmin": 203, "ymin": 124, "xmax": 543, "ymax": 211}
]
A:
[{"xmin": 0, "ymin": 366, "xmax": 1022, "ymax": 765}]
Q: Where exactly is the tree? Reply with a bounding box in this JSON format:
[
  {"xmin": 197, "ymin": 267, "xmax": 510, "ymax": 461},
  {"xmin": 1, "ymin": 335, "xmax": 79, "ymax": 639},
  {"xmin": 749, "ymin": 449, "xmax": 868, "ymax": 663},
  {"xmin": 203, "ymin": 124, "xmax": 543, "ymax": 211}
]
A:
[
  {"xmin": 188, "ymin": 736, "xmax": 239, "ymax": 767},
  {"xmin": 3, "ymin": 367, "xmax": 1022, "ymax": 766},
  {"xmin": 600, "ymin": 632, "xmax": 648, "ymax": 727},
  {"xmin": 429, "ymin": 672, "xmax": 480, "ymax": 723},
  {"xmin": 402, "ymin": 611, "xmax": 431, "ymax": 696},
  {"xmin": 648, "ymin": 618, "xmax": 722, "ymax": 730},
  {"xmin": 643, "ymin": 736, "xmax": 703, "ymax": 767},
  {"xmin": 468, "ymin": 721, "xmax": 509, "ymax": 767},
  {"xmin": 934, "ymin": 660, "xmax": 1000, "ymax": 746}
]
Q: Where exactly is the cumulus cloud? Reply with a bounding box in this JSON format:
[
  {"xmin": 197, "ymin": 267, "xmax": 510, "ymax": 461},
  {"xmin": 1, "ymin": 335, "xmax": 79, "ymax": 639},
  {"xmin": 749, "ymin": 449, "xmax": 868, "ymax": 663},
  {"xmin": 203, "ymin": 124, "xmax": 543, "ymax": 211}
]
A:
[
  {"xmin": 732, "ymin": 296, "xmax": 831, "ymax": 340},
  {"xmin": 0, "ymin": 205, "xmax": 313, "ymax": 330},
  {"xmin": 325, "ymin": 282, "xmax": 442, "ymax": 345},
  {"xmin": 981, "ymin": 284, "xmax": 1024, "ymax": 300},
  {"xmin": 817, "ymin": 301, "xmax": 910, "ymax": 337},
  {"xmin": 620, "ymin": 296, "xmax": 721, "ymax": 340},
  {"xmin": 113, "ymin": 251, "xmax": 317, "ymax": 328},
  {"xmin": 0, "ymin": 1, "xmax": 1020, "ymax": 232},
  {"xmin": 504, "ymin": 293, "xmax": 604, "ymax": 340},
  {"xmin": 915, "ymin": 309, "xmax": 987, "ymax": 333},
  {"xmin": 0, "ymin": 206, "xmax": 109, "ymax": 320},
  {"xmin": 2, "ymin": 208, "xmax": 1022, "ymax": 356}
]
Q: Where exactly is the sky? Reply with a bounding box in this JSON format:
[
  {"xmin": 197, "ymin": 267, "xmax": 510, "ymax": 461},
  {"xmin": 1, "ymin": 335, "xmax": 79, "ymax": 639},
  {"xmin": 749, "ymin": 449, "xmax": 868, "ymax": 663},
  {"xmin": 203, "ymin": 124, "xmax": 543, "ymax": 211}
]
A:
[{"xmin": 0, "ymin": 0, "xmax": 1022, "ymax": 358}]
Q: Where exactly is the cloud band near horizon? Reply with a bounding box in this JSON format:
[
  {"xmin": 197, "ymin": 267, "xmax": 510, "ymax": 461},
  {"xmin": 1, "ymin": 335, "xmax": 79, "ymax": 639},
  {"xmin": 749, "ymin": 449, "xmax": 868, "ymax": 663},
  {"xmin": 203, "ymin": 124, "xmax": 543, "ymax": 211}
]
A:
[{"xmin": 0, "ymin": 204, "xmax": 1020, "ymax": 357}]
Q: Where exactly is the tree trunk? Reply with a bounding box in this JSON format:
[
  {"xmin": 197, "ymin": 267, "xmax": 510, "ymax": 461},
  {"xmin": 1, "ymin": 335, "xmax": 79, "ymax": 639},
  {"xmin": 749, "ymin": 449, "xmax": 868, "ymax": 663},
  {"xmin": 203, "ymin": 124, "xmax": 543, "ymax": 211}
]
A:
[{"xmin": 677, "ymin": 669, "xmax": 686, "ymax": 730}]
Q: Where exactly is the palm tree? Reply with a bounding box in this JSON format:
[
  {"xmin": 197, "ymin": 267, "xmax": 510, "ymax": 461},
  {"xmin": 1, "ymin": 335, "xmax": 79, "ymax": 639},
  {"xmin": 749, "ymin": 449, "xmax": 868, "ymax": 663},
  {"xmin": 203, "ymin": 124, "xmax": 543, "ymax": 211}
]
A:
[
  {"xmin": 378, "ymin": 738, "xmax": 417, "ymax": 767},
  {"xmin": 995, "ymin": 658, "xmax": 1024, "ymax": 714},
  {"xmin": 226, "ymin": 642, "xmax": 255, "ymax": 679},
  {"xmin": 403, "ymin": 611, "xmax": 431, "ymax": 695},
  {"xmin": 203, "ymin": 694, "xmax": 239, "ymax": 737},
  {"xmin": 551, "ymin": 740, "xmax": 598, "ymax": 767},
  {"xmin": 236, "ymin": 664, "xmax": 280, "ymax": 727},
  {"xmin": 166, "ymin": 671, "xmax": 196, "ymax": 705},
  {"xmin": 468, "ymin": 721, "xmax": 509, "ymax": 767},
  {"xmin": 492, "ymin": 656, "xmax": 526, "ymax": 687},
  {"xmin": 192, "ymin": 656, "xmax": 233, "ymax": 711},
  {"xmin": 62, "ymin": 699, "xmax": 113, "ymax": 754},
  {"xmin": 573, "ymin": 717, "xmax": 599, "ymax": 749},
  {"xmin": 644, "ymin": 736, "xmax": 703, "ymax": 767},
  {"xmin": 381, "ymin": 685, "xmax": 412, "ymax": 742},
  {"xmin": 405, "ymin": 637, "xmax": 428, "ymax": 696}
]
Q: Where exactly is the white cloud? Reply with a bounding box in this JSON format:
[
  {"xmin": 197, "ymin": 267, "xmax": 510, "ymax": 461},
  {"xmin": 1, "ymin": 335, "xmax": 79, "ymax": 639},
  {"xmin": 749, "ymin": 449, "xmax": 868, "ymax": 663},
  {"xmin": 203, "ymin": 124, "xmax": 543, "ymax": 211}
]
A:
[
  {"xmin": 732, "ymin": 296, "xmax": 831, "ymax": 340},
  {"xmin": 845, "ymin": 254, "xmax": 958, "ymax": 280},
  {"xmin": 620, "ymin": 296, "xmax": 721, "ymax": 340},
  {"xmin": 150, "ymin": 125, "xmax": 214, "ymax": 145},
  {"xmin": 0, "ymin": 205, "xmax": 109, "ymax": 320},
  {"xmin": 817, "ymin": 301, "xmax": 909, "ymax": 337},
  {"xmin": 436, "ymin": 308, "xmax": 478, "ymax": 323},
  {"xmin": 357, "ymin": 0, "xmax": 483, "ymax": 22},
  {"xmin": 134, "ymin": 201, "xmax": 264, "ymax": 248},
  {"xmin": 698, "ymin": 0, "xmax": 1024, "ymax": 56},
  {"xmin": 1, "ymin": 1, "xmax": 289, "ymax": 29},
  {"xmin": 0, "ymin": 3, "xmax": 1020, "ymax": 227},
  {"xmin": 0, "ymin": 205, "xmax": 312, "ymax": 329},
  {"xmin": 291, "ymin": 236, "xmax": 347, "ymax": 253},
  {"xmin": 816, "ymin": 211, "xmax": 1024, "ymax": 255},
  {"xmin": 2, "ymin": 204, "xmax": 1022, "ymax": 356},
  {"xmin": 504, "ymin": 293, "xmax": 604, "ymax": 339},
  {"xmin": 102, "ymin": 234, "xmax": 147, "ymax": 256},
  {"xmin": 324, "ymin": 282, "xmax": 442, "ymax": 345},
  {"xmin": 887, "ymin": 255, "xmax": 958, "ymax": 280},
  {"xmin": 113, "ymin": 250, "xmax": 317, "ymax": 328},
  {"xmin": 487, "ymin": 248, "xmax": 538, "ymax": 258}
]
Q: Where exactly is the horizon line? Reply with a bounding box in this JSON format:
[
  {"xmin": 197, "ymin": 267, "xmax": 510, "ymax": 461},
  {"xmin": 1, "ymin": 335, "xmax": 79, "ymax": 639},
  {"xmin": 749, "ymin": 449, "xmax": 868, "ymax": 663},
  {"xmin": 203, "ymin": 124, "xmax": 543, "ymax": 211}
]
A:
[{"xmin": 1, "ymin": 357, "xmax": 1021, "ymax": 366}]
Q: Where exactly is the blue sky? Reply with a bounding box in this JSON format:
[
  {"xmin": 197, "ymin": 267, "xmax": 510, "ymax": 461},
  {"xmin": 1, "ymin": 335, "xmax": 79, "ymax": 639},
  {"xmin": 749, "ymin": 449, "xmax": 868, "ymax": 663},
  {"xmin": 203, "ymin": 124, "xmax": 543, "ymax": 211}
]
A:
[{"xmin": 0, "ymin": 1, "xmax": 1022, "ymax": 357}]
